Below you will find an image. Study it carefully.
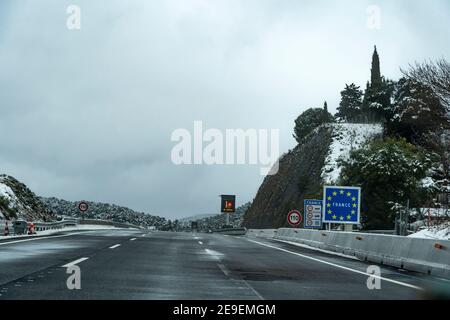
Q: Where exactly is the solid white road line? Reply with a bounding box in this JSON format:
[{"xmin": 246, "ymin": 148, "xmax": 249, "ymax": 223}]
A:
[
  {"xmin": 130, "ymin": 238, "xmax": 137, "ymax": 241},
  {"xmin": 217, "ymin": 264, "xmax": 230, "ymax": 276},
  {"xmin": 0, "ymin": 232, "xmax": 90, "ymax": 246},
  {"xmin": 109, "ymin": 244, "xmax": 121, "ymax": 249},
  {"xmin": 61, "ymin": 257, "xmax": 89, "ymax": 268},
  {"xmin": 247, "ymin": 239, "xmax": 424, "ymax": 291}
]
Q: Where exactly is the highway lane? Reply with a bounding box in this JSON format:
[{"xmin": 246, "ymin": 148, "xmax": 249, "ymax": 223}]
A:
[{"xmin": 0, "ymin": 230, "xmax": 447, "ymax": 299}]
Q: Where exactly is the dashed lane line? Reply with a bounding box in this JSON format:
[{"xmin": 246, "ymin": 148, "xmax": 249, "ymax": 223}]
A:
[{"xmin": 61, "ymin": 257, "xmax": 89, "ymax": 268}]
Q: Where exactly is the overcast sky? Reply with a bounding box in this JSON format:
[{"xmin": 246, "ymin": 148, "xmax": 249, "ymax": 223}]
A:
[{"xmin": 0, "ymin": 0, "xmax": 449, "ymax": 219}]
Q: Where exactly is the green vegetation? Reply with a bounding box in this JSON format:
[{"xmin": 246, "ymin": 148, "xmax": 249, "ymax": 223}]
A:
[{"xmin": 339, "ymin": 138, "xmax": 438, "ymax": 229}]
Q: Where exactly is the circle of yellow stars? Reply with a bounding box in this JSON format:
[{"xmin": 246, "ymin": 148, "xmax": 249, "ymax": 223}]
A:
[{"xmin": 326, "ymin": 189, "xmax": 357, "ymax": 221}]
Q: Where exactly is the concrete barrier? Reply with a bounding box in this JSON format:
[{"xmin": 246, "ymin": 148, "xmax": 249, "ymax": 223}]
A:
[
  {"xmin": 213, "ymin": 228, "xmax": 247, "ymax": 236},
  {"xmin": 246, "ymin": 229, "xmax": 278, "ymax": 239},
  {"xmin": 247, "ymin": 228, "xmax": 450, "ymax": 279}
]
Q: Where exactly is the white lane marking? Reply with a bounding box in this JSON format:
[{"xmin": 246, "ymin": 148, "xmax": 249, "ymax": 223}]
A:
[
  {"xmin": 109, "ymin": 244, "xmax": 121, "ymax": 249},
  {"xmin": 247, "ymin": 239, "xmax": 424, "ymax": 291},
  {"xmin": 130, "ymin": 238, "xmax": 137, "ymax": 241},
  {"xmin": 61, "ymin": 257, "xmax": 89, "ymax": 268},
  {"xmin": 242, "ymin": 279, "xmax": 265, "ymax": 300},
  {"xmin": 198, "ymin": 241, "xmax": 203, "ymax": 245},
  {"xmin": 275, "ymin": 239, "xmax": 359, "ymax": 261},
  {"xmin": 204, "ymin": 249, "xmax": 224, "ymax": 260},
  {"xmin": 216, "ymin": 264, "xmax": 264, "ymax": 300},
  {"xmin": 217, "ymin": 264, "xmax": 230, "ymax": 276},
  {"xmin": 0, "ymin": 232, "xmax": 92, "ymax": 246}
]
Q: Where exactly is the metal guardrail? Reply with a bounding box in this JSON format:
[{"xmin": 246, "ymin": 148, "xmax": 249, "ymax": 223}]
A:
[
  {"xmin": 1, "ymin": 217, "xmax": 142, "ymax": 235},
  {"xmin": 34, "ymin": 219, "xmax": 78, "ymax": 232}
]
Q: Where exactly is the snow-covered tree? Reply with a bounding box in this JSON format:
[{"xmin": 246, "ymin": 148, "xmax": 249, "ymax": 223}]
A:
[
  {"xmin": 388, "ymin": 77, "xmax": 450, "ymax": 144},
  {"xmin": 339, "ymin": 138, "xmax": 438, "ymax": 229},
  {"xmin": 335, "ymin": 83, "xmax": 363, "ymax": 122},
  {"xmin": 402, "ymin": 59, "xmax": 450, "ymax": 111}
]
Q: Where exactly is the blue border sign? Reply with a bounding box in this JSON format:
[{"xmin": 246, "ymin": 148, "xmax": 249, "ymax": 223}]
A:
[
  {"xmin": 304, "ymin": 200, "xmax": 322, "ymax": 229},
  {"xmin": 322, "ymin": 186, "xmax": 361, "ymax": 224}
]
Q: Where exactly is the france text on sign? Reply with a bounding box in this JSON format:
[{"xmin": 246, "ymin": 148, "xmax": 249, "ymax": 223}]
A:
[
  {"xmin": 322, "ymin": 186, "xmax": 361, "ymax": 224},
  {"xmin": 304, "ymin": 200, "xmax": 322, "ymax": 229}
]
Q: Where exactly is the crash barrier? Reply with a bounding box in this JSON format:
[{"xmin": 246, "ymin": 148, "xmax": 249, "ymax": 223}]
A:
[
  {"xmin": 79, "ymin": 219, "xmax": 142, "ymax": 229},
  {"xmin": 34, "ymin": 219, "xmax": 78, "ymax": 232},
  {"xmin": 246, "ymin": 229, "xmax": 278, "ymax": 238},
  {"xmin": 247, "ymin": 228, "xmax": 450, "ymax": 279},
  {"xmin": 1, "ymin": 217, "xmax": 142, "ymax": 236},
  {"xmin": 213, "ymin": 227, "xmax": 247, "ymax": 236}
]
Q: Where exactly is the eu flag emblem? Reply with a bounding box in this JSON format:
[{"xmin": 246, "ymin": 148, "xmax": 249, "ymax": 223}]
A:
[{"xmin": 322, "ymin": 186, "xmax": 361, "ymax": 224}]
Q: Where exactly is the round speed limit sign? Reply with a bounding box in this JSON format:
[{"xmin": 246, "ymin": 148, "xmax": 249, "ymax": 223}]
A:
[
  {"xmin": 78, "ymin": 201, "xmax": 89, "ymax": 213},
  {"xmin": 287, "ymin": 210, "xmax": 302, "ymax": 227}
]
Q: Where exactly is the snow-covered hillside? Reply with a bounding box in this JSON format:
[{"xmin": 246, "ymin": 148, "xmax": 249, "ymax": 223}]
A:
[
  {"xmin": 321, "ymin": 123, "xmax": 383, "ymax": 184},
  {"xmin": 0, "ymin": 174, "xmax": 53, "ymax": 221}
]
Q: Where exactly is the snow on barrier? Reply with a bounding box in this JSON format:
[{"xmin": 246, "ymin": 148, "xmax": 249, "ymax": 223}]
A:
[
  {"xmin": 0, "ymin": 218, "xmax": 142, "ymax": 236},
  {"xmin": 247, "ymin": 228, "xmax": 450, "ymax": 279}
]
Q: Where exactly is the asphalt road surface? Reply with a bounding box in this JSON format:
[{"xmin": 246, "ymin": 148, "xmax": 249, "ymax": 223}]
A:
[{"xmin": 0, "ymin": 229, "xmax": 448, "ymax": 299}]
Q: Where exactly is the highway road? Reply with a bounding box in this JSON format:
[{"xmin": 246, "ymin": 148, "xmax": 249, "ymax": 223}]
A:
[{"xmin": 0, "ymin": 229, "xmax": 447, "ymax": 299}]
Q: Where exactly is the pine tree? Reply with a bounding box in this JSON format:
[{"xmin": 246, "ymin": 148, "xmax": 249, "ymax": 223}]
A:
[{"xmin": 335, "ymin": 83, "xmax": 363, "ymax": 122}]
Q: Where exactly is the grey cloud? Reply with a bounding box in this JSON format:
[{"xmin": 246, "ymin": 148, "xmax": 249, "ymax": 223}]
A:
[{"xmin": 0, "ymin": 0, "xmax": 449, "ymax": 218}]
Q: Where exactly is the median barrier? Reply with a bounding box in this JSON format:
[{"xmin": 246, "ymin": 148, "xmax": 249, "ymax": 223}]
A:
[{"xmin": 247, "ymin": 228, "xmax": 450, "ymax": 279}]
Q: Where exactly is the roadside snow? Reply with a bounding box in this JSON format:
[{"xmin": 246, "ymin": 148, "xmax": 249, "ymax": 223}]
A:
[
  {"xmin": 408, "ymin": 224, "xmax": 450, "ymax": 240},
  {"xmin": 322, "ymin": 123, "xmax": 383, "ymax": 184},
  {"xmin": 0, "ymin": 224, "xmax": 124, "ymax": 240}
]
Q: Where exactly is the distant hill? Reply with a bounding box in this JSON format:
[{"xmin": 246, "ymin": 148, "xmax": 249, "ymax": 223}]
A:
[
  {"xmin": 195, "ymin": 202, "xmax": 251, "ymax": 231},
  {"xmin": 0, "ymin": 174, "xmax": 54, "ymax": 221},
  {"xmin": 41, "ymin": 197, "xmax": 167, "ymax": 229},
  {"xmin": 243, "ymin": 123, "xmax": 382, "ymax": 228},
  {"xmin": 179, "ymin": 213, "xmax": 218, "ymax": 225}
]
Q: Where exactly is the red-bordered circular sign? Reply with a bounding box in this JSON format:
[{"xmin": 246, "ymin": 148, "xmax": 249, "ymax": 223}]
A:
[
  {"xmin": 287, "ymin": 210, "xmax": 302, "ymax": 226},
  {"xmin": 78, "ymin": 201, "xmax": 89, "ymax": 213}
]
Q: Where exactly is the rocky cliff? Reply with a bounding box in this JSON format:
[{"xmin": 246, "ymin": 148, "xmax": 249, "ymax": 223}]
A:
[{"xmin": 243, "ymin": 123, "xmax": 383, "ymax": 228}]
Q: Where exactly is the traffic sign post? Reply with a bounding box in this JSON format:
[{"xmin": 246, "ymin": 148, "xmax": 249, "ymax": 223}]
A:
[
  {"xmin": 303, "ymin": 200, "xmax": 322, "ymax": 229},
  {"xmin": 322, "ymin": 186, "xmax": 361, "ymax": 225},
  {"xmin": 287, "ymin": 210, "xmax": 302, "ymax": 227},
  {"xmin": 220, "ymin": 195, "xmax": 236, "ymax": 227},
  {"xmin": 78, "ymin": 201, "xmax": 88, "ymax": 212},
  {"xmin": 78, "ymin": 202, "xmax": 89, "ymax": 221}
]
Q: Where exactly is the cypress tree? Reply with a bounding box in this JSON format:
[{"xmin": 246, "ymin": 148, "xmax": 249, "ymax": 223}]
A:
[{"xmin": 370, "ymin": 46, "xmax": 382, "ymax": 89}]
